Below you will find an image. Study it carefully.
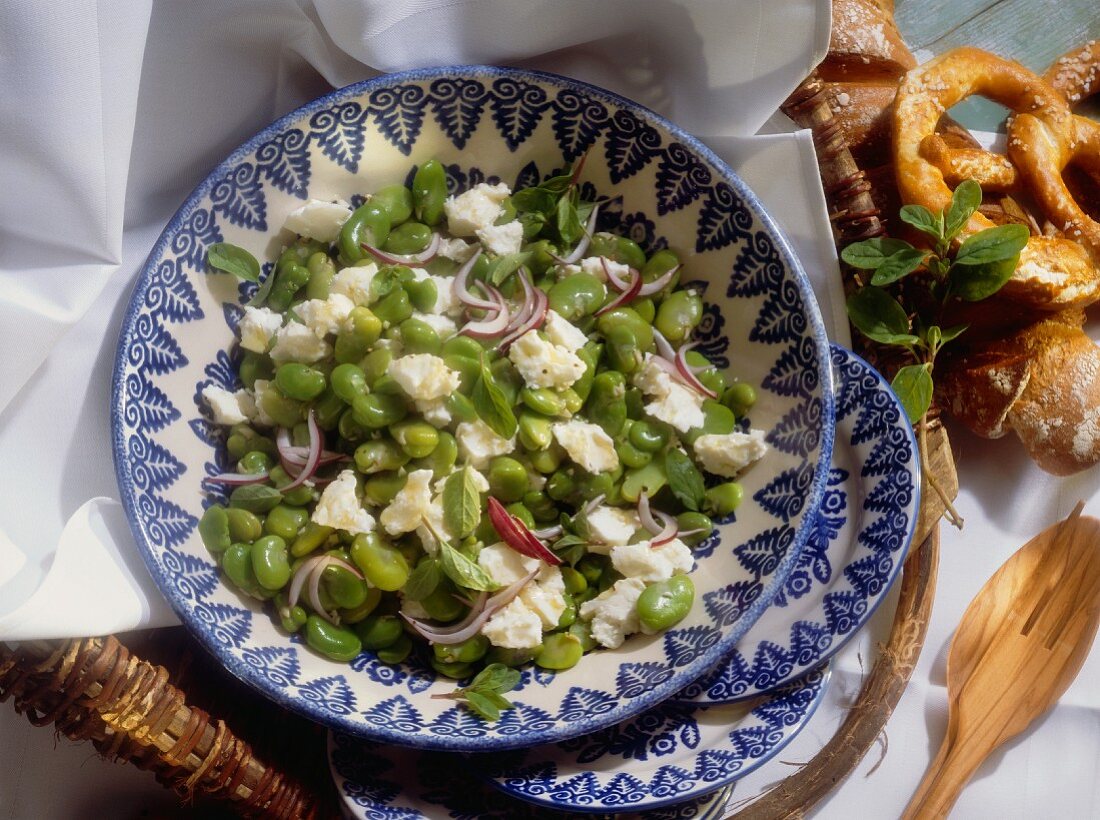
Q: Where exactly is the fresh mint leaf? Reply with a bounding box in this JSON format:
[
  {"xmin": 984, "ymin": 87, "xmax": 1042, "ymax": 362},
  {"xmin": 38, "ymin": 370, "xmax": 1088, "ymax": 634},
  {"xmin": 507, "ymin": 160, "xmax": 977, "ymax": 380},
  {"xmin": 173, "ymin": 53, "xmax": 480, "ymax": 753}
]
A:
[
  {"xmin": 870, "ymin": 248, "xmax": 928, "ymax": 286},
  {"xmin": 664, "ymin": 449, "xmax": 706, "ymax": 512},
  {"xmin": 953, "ymin": 223, "xmax": 1029, "ymax": 266},
  {"xmin": 247, "ymin": 264, "xmax": 278, "ymax": 307},
  {"xmin": 846, "ymin": 287, "xmax": 912, "ymax": 345},
  {"xmin": 939, "ymin": 323, "xmax": 969, "ymax": 343},
  {"xmin": 944, "ymin": 179, "xmax": 982, "ymax": 240},
  {"xmin": 439, "ymin": 543, "xmax": 498, "ymax": 592},
  {"xmin": 512, "ymin": 187, "xmax": 557, "ymax": 214},
  {"xmin": 442, "ymin": 467, "xmax": 482, "ymax": 538},
  {"xmin": 891, "ymin": 364, "xmax": 933, "ymax": 424},
  {"xmin": 403, "ymin": 558, "xmax": 443, "ymax": 601},
  {"xmin": 841, "ymin": 237, "xmax": 915, "ymax": 270},
  {"xmin": 208, "ymin": 243, "xmax": 261, "ymax": 282},
  {"xmin": 556, "ymin": 191, "xmax": 584, "ymax": 247},
  {"xmin": 898, "ymin": 204, "xmax": 942, "ymax": 240},
  {"xmin": 464, "ymin": 691, "xmax": 502, "ymax": 721},
  {"xmin": 948, "ymin": 256, "xmax": 1016, "ymax": 301},
  {"xmin": 488, "ymin": 252, "xmax": 533, "ymax": 286},
  {"xmin": 472, "ymin": 355, "xmax": 518, "ymax": 439},
  {"xmin": 469, "ymin": 663, "xmax": 521, "ymax": 694}
]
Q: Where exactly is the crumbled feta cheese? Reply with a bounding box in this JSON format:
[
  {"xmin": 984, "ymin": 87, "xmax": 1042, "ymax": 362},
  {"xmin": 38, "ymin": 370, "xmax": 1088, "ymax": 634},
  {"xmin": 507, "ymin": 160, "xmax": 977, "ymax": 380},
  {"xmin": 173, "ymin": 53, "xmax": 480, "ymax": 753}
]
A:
[
  {"xmin": 508, "ymin": 330, "xmax": 586, "ymax": 390},
  {"xmin": 634, "ymin": 355, "xmax": 705, "ymax": 433},
  {"xmin": 282, "ymin": 199, "xmax": 352, "ymax": 243},
  {"xmin": 269, "ymin": 322, "xmax": 331, "ymax": 364},
  {"xmin": 579, "ymin": 578, "xmax": 647, "ymax": 649},
  {"xmin": 427, "ymin": 275, "xmax": 461, "ymax": 315},
  {"xmin": 238, "ymin": 306, "xmax": 283, "ymax": 354},
  {"xmin": 520, "ymin": 564, "xmax": 567, "ymax": 628},
  {"xmin": 311, "ymin": 469, "xmax": 375, "ymax": 535},
  {"xmin": 481, "ymin": 597, "xmax": 544, "ymax": 649},
  {"xmin": 202, "ymin": 385, "xmax": 253, "ymax": 425},
  {"xmin": 379, "ymin": 469, "xmax": 434, "ymax": 535},
  {"xmin": 476, "ymin": 221, "xmax": 524, "ymax": 256},
  {"xmin": 543, "ymin": 310, "xmax": 589, "ymax": 352},
  {"xmin": 295, "ymin": 293, "xmax": 355, "ymax": 338},
  {"xmin": 414, "ymin": 397, "xmax": 452, "ymax": 428},
  {"xmin": 552, "ymin": 420, "xmax": 619, "ymax": 473},
  {"xmin": 387, "ymin": 354, "xmax": 461, "ymax": 401},
  {"xmin": 331, "ymin": 263, "xmax": 379, "ymax": 306},
  {"xmin": 610, "ymin": 538, "xmax": 694, "ymax": 583},
  {"xmin": 478, "ymin": 542, "xmax": 539, "ymax": 586},
  {"xmin": 412, "ymin": 311, "xmax": 457, "ymax": 338},
  {"xmin": 693, "ymin": 430, "xmax": 769, "ymax": 477},
  {"xmin": 455, "ymin": 419, "xmax": 515, "ymax": 469},
  {"xmin": 586, "ymin": 506, "xmax": 641, "ymax": 553},
  {"xmin": 438, "ymin": 237, "xmax": 476, "ymax": 263},
  {"xmin": 443, "ymin": 183, "xmax": 511, "ymax": 236},
  {"xmin": 415, "ymin": 493, "xmax": 452, "ymax": 556},
  {"xmin": 526, "ymin": 468, "xmax": 547, "ymax": 492},
  {"xmin": 555, "ymin": 262, "xmax": 581, "ymax": 279},
  {"xmin": 250, "ymin": 380, "xmax": 276, "ymax": 427},
  {"xmin": 580, "ymin": 253, "xmax": 630, "ymax": 284},
  {"xmin": 634, "ymin": 354, "xmax": 672, "ymax": 396}
]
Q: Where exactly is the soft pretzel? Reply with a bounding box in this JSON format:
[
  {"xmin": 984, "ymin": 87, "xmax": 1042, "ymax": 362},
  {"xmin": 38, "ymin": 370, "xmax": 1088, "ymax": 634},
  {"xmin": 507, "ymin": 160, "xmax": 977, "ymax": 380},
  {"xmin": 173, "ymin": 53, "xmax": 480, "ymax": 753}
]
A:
[
  {"xmin": 893, "ymin": 47, "xmax": 1100, "ymax": 311},
  {"xmin": 1044, "ymin": 40, "xmax": 1100, "ymax": 104}
]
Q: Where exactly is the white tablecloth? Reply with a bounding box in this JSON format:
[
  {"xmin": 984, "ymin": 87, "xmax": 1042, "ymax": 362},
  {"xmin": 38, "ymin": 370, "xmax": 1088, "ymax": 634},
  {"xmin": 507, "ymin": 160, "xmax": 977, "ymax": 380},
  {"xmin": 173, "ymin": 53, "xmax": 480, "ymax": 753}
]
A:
[{"xmin": 1, "ymin": 2, "xmax": 1098, "ymax": 817}]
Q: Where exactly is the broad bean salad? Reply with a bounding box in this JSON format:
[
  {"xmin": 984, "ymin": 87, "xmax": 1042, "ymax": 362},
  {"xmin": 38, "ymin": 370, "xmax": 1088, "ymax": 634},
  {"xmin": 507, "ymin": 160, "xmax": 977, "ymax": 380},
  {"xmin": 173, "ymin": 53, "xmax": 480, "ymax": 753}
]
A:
[{"xmin": 200, "ymin": 160, "xmax": 768, "ymax": 718}]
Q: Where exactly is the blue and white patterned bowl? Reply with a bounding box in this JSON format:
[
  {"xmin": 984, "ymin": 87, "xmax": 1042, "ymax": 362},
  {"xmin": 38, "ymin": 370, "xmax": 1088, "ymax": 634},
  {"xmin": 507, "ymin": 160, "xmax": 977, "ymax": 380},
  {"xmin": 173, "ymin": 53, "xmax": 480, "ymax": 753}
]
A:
[{"xmin": 111, "ymin": 66, "xmax": 835, "ymax": 751}]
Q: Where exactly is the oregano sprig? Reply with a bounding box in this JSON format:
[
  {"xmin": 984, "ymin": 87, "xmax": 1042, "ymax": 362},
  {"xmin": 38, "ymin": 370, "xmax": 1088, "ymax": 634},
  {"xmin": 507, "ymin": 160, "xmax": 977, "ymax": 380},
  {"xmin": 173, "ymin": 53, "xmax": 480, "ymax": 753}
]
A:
[
  {"xmin": 431, "ymin": 663, "xmax": 522, "ymax": 721},
  {"xmin": 841, "ymin": 180, "xmax": 1029, "ymax": 528}
]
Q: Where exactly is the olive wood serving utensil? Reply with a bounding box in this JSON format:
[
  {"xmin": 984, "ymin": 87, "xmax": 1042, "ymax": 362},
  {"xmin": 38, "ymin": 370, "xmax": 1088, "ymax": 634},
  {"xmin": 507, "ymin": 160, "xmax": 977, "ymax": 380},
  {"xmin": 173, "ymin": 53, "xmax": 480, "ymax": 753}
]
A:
[{"xmin": 903, "ymin": 501, "xmax": 1100, "ymax": 819}]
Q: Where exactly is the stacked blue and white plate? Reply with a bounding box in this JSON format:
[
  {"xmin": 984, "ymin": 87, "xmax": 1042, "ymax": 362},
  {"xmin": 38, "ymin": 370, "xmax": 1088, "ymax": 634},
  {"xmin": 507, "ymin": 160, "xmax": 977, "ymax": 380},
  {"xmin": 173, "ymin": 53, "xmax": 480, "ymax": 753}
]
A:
[{"xmin": 112, "ymin": 66, "xmax": 920, "ymax": 818}]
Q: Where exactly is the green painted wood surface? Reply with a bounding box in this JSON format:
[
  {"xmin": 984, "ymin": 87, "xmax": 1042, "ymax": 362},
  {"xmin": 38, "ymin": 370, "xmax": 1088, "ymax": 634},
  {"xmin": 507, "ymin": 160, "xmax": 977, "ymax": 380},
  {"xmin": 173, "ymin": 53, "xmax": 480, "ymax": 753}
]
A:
[{"xmin": 896, "ymin": 0, "xmax": 1100, "ymax": 130}]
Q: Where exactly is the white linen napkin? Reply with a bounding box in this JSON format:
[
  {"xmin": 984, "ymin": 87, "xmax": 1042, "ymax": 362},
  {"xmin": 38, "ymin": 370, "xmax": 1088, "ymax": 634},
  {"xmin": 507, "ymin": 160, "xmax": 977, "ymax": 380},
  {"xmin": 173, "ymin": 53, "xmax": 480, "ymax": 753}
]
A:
[{"xmin": 0, "ymin": 0, "xmax": 836, "ymax": 637}]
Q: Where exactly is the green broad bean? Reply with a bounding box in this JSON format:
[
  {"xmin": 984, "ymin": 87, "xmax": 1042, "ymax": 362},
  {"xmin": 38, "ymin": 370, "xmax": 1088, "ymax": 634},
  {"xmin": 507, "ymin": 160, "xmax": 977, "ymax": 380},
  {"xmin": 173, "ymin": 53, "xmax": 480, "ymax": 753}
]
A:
[
  {"xmin": 313, "ymin": 386, "xmax": 346, "ymax": 430},
  {"xmin": 683, "ymin": 400, "xmax": 736, "ymax": 445},
  {"xmin": 266, "ymin": 261, "xmax": 311, "ymax": 312},
  {"xmin": 339, "ymin": 202, "xmax": 390, "ymax": 264},
  {"xmin": 421, "ymin": 582, "xmax": 465, "ymax": 622},
  {"xmin": 560, "ymin": 387, "xmax": 584, "ymax": 416},
  {"xmin": 225, "ymin": 507, "xmax": 263, "ymax": 543},
  {"xmin": 372, "ymin": 373, "xmax": 406, "ymax": 397},
  {"xmin": 520, "ymin": 387, "xmax": 566, "ymax": 417},
  {"xmin": 485, "ymin": 646, "xmax": 538, "ymax": 667},
  {"xmin": 683, "ymin": 350, "xmax": 727, "ymax": 395},
  {"xmin": 641, "ymin": 249, "xmax": 681, "ymax": 292},
  {"xmin": 290, "ymin": 521, "xmax": 334, "ymax": 557},
  {"xmin": 561, "ymin": 566, "xmax": 587, "ymax": 595},
  {"xmin": 351, "ymin": 533, "xmax": 410, "ymax": 592},
  {"xmin": 706, "ymin": 482, "xmax": 743, "ymax": 516},
  {"xmin": 505, "ymin": 502, "xmax": 536, "ymax": 529},
  {"xmin": 354, "ymin": 439, "xmax": 409, "ymax": 474},
  {"xmin": 442, "ymin": 354, "xmax": 480, "ymax": 392},
  {"xmin": 617, "ymin": 439, "xmax": 652, "ymax": 469},
  {"xmin": 351, "ymin": 393, "xmax": 407, "ymax": 429},
  {"xmin": 576, "ymin": 554, "xmax": 608, "ymax": 586},
  {"xmin": 413, "ymin": 430, "xmax": 458, "ymax": 477},
  {"xmin": 535, "ymin": 632, "xmax": 583, "ymax": 670},
  {"xmin": 199, "ymin": 505, "xmax": 231, "ymax": 554},
  {"xmin": 222, "ymin": 542, "xmax": 258, "ymax": 592},
  {"xmin": 304, "ymin": 252, "xmax": 336, "ymax": 300},
  {"xmin": 676, "ymin": 511, "xmax": 714, "ymax": 546},
  {"xmin": 604, "ymin": 323, "xmax": 643, "ymax": 375},
  {"xmin": 376, "ymin": 633, "xmax": 413, "ymax": 664},
  {"xmin": 547, "ymin": 273, "xmax": 606, "ymax": 320},
  {"xmin": 363, "ymin": 472, "xmax": 407, "ymax": 507},
  {"xmin": 372, "ymin": 286, "xmax": 413, "ymax": 326},
  {"xmin": 340, "ymin": 586, "xmax": 382, "ymax": 623},
  {"xmin": 354, "ymin": 614, "xmax": 403, "ymax": 650},
  {"xmin": 322, "ymin": 563, "xmax": 370, "ymax": 609},
  {"xmin": 384, "ymin": 221, "xmax": 432, "ymax": 254},
  {"xmin": 275, "ymin": 363, "xmax": 326, "ymax": 401},
  {"xmin": 446, "ymin": 392, "xmax": 478, "ymax": 424},
  {"xmin": 360, "ymin": 348, "xmax": 393, "ymax": 386},
  {"xmin": 595, "ymin": 307, "xmax": 653, "ymax": 352},
  {"xmin": 251, "ymin": 535, "xmax": 291, "ymax": 591},
  {"xmin": 654, "ymin": 289, "xmax": 704, "ymax": 342},
  {"xmin": 238, "ymin": 450, "xmax": 273, "ymax": 474},
  {"xmin": 338, "ymin": 408, "xmax": 370, "ymax": 442},
  {"xmin": 227, "ymin": 425, "xmax": 277, "ymax": 460},
  {"xmin": 238, "ymin": 353, "xmax": 274, "ymax": 390},
  {"xmin": 577, "ymin": 471, "xmax": 614, "ymax": 501},
  {"xmin": 621, "ymin": 459, "xmax": 668, "ymax": 503},
  {"xmin": 523, "ymin": 239, "xmax": 558, "ymax": 274},
  {"xmin": 372, "ymin": 185, "xmax": 414, "ymax": 224},
  {"xmin": 523, "ymin": 490, "xmax": 559, "ymax": 522},
  {"xmin": 628, "ymin": 420, "xmax": 670, "ymax": 453},
  {"xmin": 334, "ymin": 307, "xmax": 383, "ymax": 363},
  {"xmin": 624, "ymin": 387, "xmax": 645, "ymax": 419},
  {"xmin": 568, "ymin": 619, "xmax": 598, "ymax": 652},
  {"xmin": 391, "ymin": 420, "xmax": 440, "ymax": 459},
  {"xmin": 442, "ymin": 335, "xmax": 484, "ymax": 359},
  {"xmin": 402, "ymin": 281, "xmax": 437, "ymax": 317},
  {"xmin": 398, "ymin": 317, "xmax": 441, "ymax": 355},
  {"xmin": 528, "ymin": 444, "xmax": 564, "ymax": 474},
  {"xmin": 546, "ymin": 468, "xmax": 576, "ymax": 502},
  {"xmin": 586, "ymin": 371, "xmax": 627, "ymax": 436},
  {"xmin": 518, "ymin": 411, "xmax": 554, "ymax": 452},
  {"xmin": 589, "ymin": 233, "xmax": 646, "ymax": 269},
  {"xmin": 260, "ymin": 385, "xmax": 303, "ymax": 428},
  {"xmin": 264, "ymin": 505, "xmax": 309, "ymax": 541},
  {"xmin": 636, "ymin": 575, "xmax": 695, "ymax": 632},
  {"xmin": 431, "ymin": 658, "xmax": 474, "ymax": 679},
  {"xmin": 433, "ymin": 634, "xmax": 489, "ymax": 665},
  {"xmin": 632, "ymin": 297, "xmax": 656, "ymax": 323},
  {"xmin": 556, "ymin": 593, "xmax": 577, "ymax": 629},
  {"xmin": 305, "ymin": 615, "xmax": 362, "ymax": 662},
  {"xmin": 488, "ymin": 456, "xmax": 529, "ymax": 503},
  {"xmin": 279, "ymin": 602, "xmax": 308, "ymax": 633},
  {"xmin": 412, "ymin": 160, "xmax": 447, "ymax": 226},
  {"xmin": 722, "ymin": 382, "xmax": 757, "ymax": 415},
  {"xmin": 283, "ymin": 483, "xmax": 316, "ymax": 508}
]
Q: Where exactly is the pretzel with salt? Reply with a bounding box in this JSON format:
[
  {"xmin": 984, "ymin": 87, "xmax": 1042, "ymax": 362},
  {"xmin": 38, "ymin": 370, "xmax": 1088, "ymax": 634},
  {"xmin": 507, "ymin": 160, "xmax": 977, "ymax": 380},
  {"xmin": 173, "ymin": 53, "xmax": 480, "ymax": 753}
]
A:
[{"xmin": 893, "ymin": 47, "xmax": 1099, "ymax": 310}]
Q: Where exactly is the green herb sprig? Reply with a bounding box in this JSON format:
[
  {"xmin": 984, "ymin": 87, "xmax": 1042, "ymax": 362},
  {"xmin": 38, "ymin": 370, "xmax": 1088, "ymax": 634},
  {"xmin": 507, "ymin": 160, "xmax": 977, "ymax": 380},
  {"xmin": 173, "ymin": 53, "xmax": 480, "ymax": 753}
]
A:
[
  {"xmin": 841, "ymin": 180, "xmax": 1029, "ymax": 528},
  {"xmin": 432, "ymin": 663, "xmax": 522, "ymax": 721}
]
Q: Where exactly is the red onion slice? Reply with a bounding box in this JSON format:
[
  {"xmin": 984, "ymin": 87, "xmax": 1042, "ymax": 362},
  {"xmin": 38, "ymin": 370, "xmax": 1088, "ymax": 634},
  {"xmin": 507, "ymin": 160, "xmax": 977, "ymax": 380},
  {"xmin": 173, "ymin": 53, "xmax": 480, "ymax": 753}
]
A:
[
  {"xmin": 487, "ymin": 497, "xmax": 562, "ymax": 565},
  {"xmin": 637, "ymin": 263, "xmax": 681, "ymax": 297},
  {"xmin": 204, "ymin": 471, "xmax": 269, "ymax": 486},
  {"xmin": 556, "ymin": 204, "xmax": 601, "ymax": 264},
  {"xmin": 459, "ymin": 286, "xmax": 511, "ymax": 338},
  {"xmin": 360, "ymin": 232, "xmax": 440, "ymax": 267},
  {"xmin": 408, "ymin": 568, "xmax": 539, "ymax": 646},
  {"xmin": 595, "ymin": 266, "xmax": 642, "ymax": 315},
  {"xmin": 281, "ymin": 410, "xmax": 323, "ymax": 491},
  {"xmin": 652, "ymin": 328, "xmax": 677, "ymax": 361},
  {"xmin": 637, "ymin": 492, "xmax": 679, "ymax": 546},
  {"xmin": 531, "ymin": 524, "xmax": 563, "ymax": 540},
  {"xmin": 499, "ymin": 272, "xmax": 548, "ymax": 349},
  {"xmin": 600, "ymin": 257, "xmax": 635, "ymax": 292},
  {"xmin": 453, "ymin": 249, "xmax": 496, "ymax": 310},
  {"xmin": 288, "ymin": 555, "xmax": 324, "ymax": 610},
  {"xmin": 674, "ymin": 343, "xmax": 718, "ymax": 399}
]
